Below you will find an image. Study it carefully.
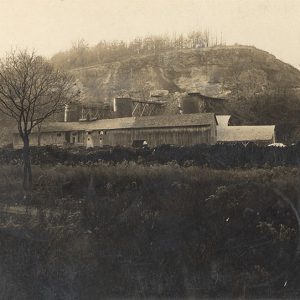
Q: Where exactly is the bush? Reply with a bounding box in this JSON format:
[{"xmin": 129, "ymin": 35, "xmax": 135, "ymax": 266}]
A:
[{"xmin": 1, "ymin": 164, "xmax": 300, "ymax": 298}]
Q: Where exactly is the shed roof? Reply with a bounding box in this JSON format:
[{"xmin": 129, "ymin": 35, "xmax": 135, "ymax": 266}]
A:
[
  {"xmin": 217, "ymin": 126, "xmax": 275, "ymax": 142},
  {"xmin": 187, "ymin": 92, "xmax": 226, "ymax": 101},
  {"xmin": 27, "ymin": 113, "xmax": 217, "ymax": 133}
]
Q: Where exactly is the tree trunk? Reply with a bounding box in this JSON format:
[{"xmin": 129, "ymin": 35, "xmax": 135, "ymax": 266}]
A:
[
  {"xmin": 23, "ymin": 135, "xmax": 32, "ymax": 190},
  {"xmin": 37, "ymin": 125, "xmax": 41, "ymax": 146}
]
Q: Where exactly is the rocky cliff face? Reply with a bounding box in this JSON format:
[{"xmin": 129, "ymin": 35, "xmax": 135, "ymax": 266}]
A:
[
  {"xmin": 69, "ymin": 45, "xmax": 300, "ymax": 137},
  {"xmin": 71, "ymin": 45, "xmax": 300, "ymax": 102}
]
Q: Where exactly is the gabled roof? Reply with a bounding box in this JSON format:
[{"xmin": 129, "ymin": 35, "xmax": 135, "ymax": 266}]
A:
[
  {"xmin": 27, "ymin": 113, "xmax": 217, "ymax": 133},
  {"xmin": 217, "ymin": 126, "xmax": 275, "ymax": 142}
]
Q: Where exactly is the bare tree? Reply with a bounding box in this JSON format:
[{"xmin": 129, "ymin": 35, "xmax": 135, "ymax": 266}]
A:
[{"xmin": 0, "ymin": 50, "xmax": 78, "ymax": 190}]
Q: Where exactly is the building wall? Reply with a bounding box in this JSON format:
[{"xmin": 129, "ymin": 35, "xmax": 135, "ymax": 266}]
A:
[
  {"xmin": 113, "ymin": 98, "xmax": 133, "ymax": 118},
  {"xmin": 217, "ymin": 126, "xmax": 275, "ymax": 145},
  {"xmin": 89, "ymin": 125, "xmax": 216, "ymax": 147},
  {"xmin": 13, "ymin": 131, "xmax": 85, "ymax": 149},
  {"xmin": 12, "ymin": 134, "xmax": 23, "ymax": 149},
  {"xmin": 13, "ymin": 124, "xmax": 217, "ymax": 149},
  {"xmin": 180, "ymin": 94, "xmax": 206, "ymax": 114},
  {"xmin": 64, "ymin": 104, "xmax": 80, "ymax": 122}
]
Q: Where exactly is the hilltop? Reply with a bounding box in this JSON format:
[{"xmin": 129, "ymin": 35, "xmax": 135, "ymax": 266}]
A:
[
  {"xmin": 68, "ymin": 45, "xmax": 300, "ymax": 99},
  {"xmin": 65, "ymin": 45, "xmax": 300, "ymax": 129}
]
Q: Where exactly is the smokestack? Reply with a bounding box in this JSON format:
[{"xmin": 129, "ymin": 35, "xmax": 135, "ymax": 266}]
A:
[{"xmin": 64, "ymin": 104, "xmax": 69, "ymax": 122}]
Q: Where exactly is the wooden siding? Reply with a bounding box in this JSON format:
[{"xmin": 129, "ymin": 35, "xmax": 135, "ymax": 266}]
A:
[
  {"xmin": 39, "ymin": 132, "xmax": 67, "ymax": 146},
  {"xmin": 13, "ymin": 125, "xmax": 217, "ymax": 149},
  {"xmin": 217, "ymin": 126, "xmax": 275, "ymax": 144},
  {"xmin": 90, "ymin": 125, "xmax": 216, "ymax": 147},
  {"xmin": 13, "ymin": 131, "xmax": 85, "ymax": 149}
]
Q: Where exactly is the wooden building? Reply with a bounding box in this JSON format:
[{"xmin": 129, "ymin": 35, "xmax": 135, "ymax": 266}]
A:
[
  {"xmin": 216, "ymin": 115, "xmax": 276, "ymax": 145},
  {"xmin": 179, "ymin": 92, "xmax": 226, "ymax": 114},
  {"xmin": 12, "ymin": 113, "xmax": 218, "ymax": 149}
]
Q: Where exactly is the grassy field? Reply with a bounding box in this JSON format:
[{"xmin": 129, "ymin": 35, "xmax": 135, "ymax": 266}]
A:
[{"xmin": 0, "ymin": 163, "xmax": 300, "ymax": 299}]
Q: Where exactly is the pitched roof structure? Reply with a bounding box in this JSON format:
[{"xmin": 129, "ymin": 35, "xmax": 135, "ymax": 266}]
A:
[
  {"xmin": 187, "ymin": 92, "xmax": 227, "ymax": 101},
  {"xmin": 216, "ymin": 115, "xmax": 275, "ymax": 142},
  {"xmin": 26, "ymin": 113, "xmax": 217, "ymax": 133}
]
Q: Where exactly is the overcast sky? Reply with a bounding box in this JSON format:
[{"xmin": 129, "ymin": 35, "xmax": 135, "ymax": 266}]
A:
[{"xmin": 0, "ymin": 0, "xmax": 299, "ymax": 68}]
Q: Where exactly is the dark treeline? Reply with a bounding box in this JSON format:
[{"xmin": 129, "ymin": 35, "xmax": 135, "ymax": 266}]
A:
[
  {"xmin": 51, "ymin": 30, "xmax": 224, "ymax": 70},
  {"xmin": 2, "ymin": 143, "xmax": 300, "ymax": 168}
]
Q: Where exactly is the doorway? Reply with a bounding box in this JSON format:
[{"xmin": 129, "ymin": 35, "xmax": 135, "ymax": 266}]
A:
[{"xmin": 65, "ymin": 132, "xmax": 71, "ymax": 143}]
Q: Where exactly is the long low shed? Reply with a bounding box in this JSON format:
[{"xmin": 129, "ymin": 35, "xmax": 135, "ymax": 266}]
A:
[
  {"xmin": 216, "ymin": 115, "xmax": 275, "ymax": 145},
  {"xmin": 12, "ymin": 113, "xmax": 218, "ymax": 149}
]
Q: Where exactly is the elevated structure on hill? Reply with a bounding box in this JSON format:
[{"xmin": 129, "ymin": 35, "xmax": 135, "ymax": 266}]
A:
[
  {"xmin": 179, "ymin": 92, "xmax": 226, "ymax": 114},
  {"xmin": 113, "ymin": 97, "xmax": 167, "ymax": 118},
  {"xmin": 131, "ymin": 98, "xmax": 167, "ymax": 117},
  {"xmin": 79, "ymin": 102, "xmax": 112, "ymax": 121},
  {"xmin": 65, "ymin": 102, "xmax": 112, "ymax": 122}
]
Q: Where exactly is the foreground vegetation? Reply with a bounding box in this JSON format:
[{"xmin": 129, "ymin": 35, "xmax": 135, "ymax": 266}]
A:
[
  {"xmin": 0, "ymin": 163, "xmax": 300, "ymax": 299},
  {"xmin": 2, "ymin": 143, "xmax": 300, "ymax": 169}
]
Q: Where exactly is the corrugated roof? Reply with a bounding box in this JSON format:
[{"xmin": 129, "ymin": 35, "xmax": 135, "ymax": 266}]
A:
[
  {"xmin": 30, "ymin": 113, "xmax": 217, "ymax": 133},
  {"xmin": 217, "ymin": 126, "xmax": 275, "ymax": 142}
]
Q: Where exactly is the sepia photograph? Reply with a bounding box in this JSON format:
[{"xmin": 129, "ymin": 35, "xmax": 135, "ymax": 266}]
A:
[{"xmin": 0, "ymin": 0, "xmax": 300, "ymax": 298}]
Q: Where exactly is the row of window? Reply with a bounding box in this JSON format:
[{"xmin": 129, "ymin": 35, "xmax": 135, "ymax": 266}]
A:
[
  {"xmin": 56, "ymin": 130, "xmax": 108, "ymax": 137},
  {"xmin": 88, "ymin": 131, "xmax": 107, "ymax": 135}
]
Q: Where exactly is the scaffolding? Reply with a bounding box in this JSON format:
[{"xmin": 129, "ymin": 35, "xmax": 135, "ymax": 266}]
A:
[{"xmin": 131, "ymin": 98, "xmax": 166, "ymax": 117}]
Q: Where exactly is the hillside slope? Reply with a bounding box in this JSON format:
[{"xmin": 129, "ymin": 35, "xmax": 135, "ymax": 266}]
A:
[
  {"xmin": 71, "ymin": 45, "xmax": 300, "ymax": 100},
  {"xmin": 69, "ymin": 45, "xmax": 300, "ymax": 137}
]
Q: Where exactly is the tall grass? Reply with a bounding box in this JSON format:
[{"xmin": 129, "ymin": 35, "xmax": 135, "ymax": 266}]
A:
[{"xmin": 0, "ymin": 164, "xmax": 300, "ymax": 298}]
